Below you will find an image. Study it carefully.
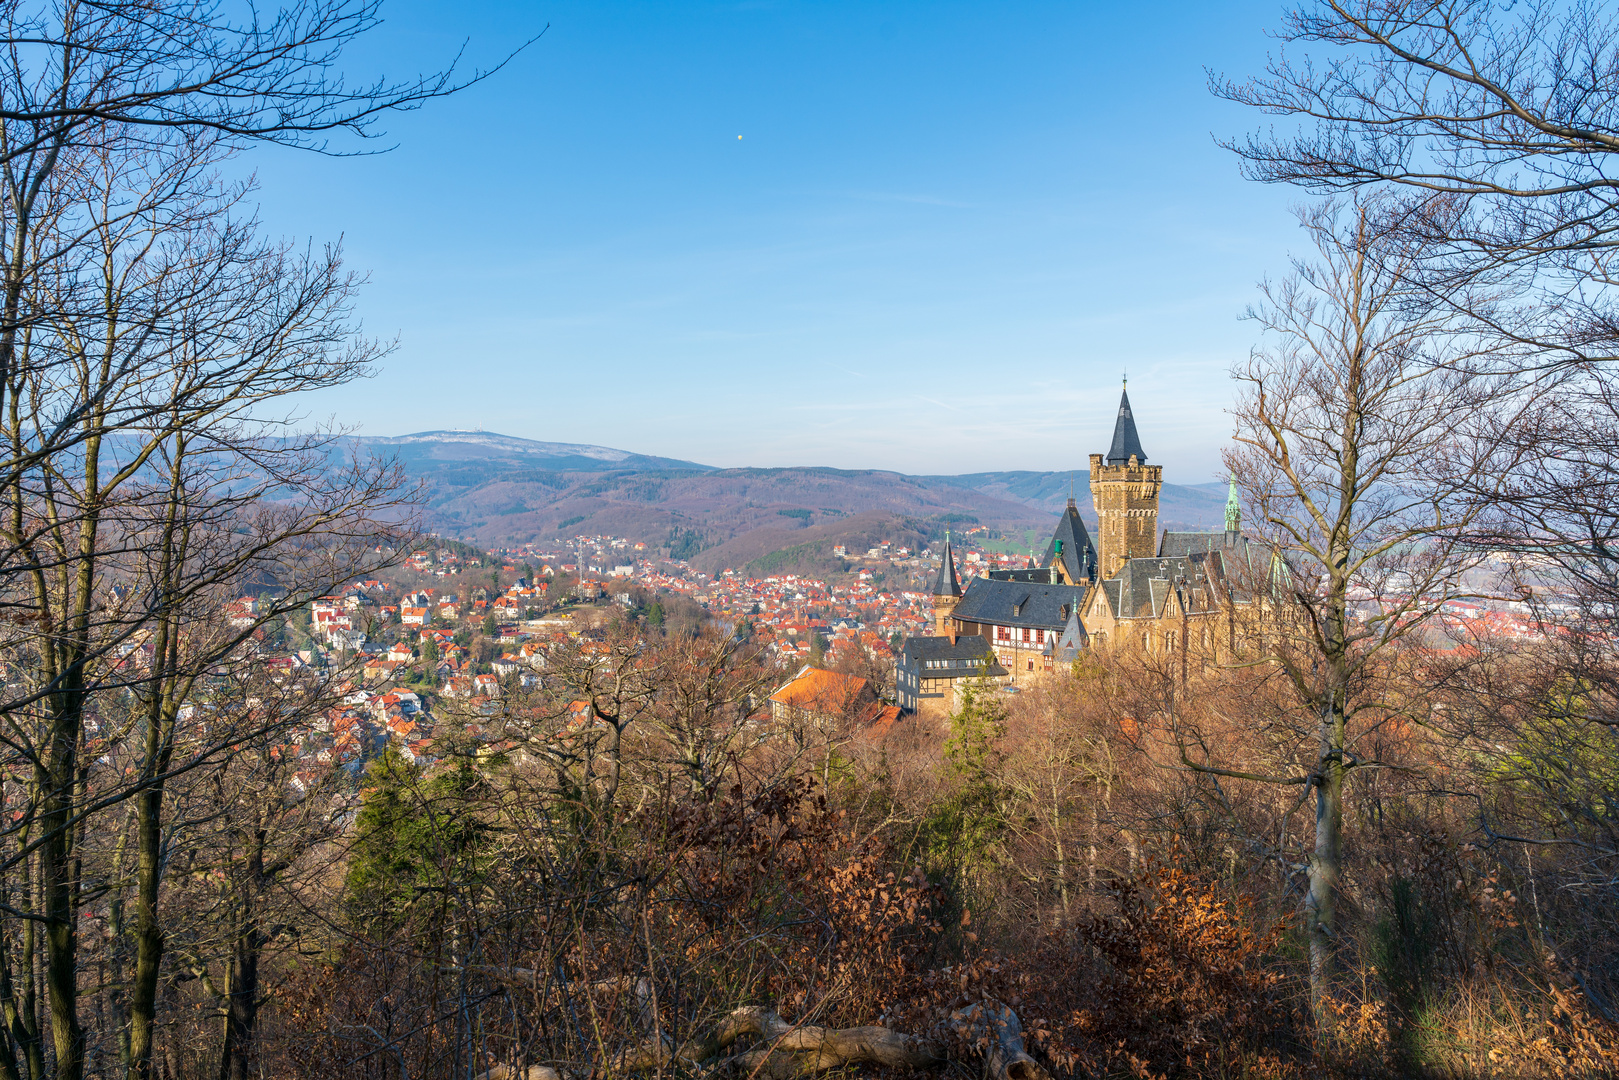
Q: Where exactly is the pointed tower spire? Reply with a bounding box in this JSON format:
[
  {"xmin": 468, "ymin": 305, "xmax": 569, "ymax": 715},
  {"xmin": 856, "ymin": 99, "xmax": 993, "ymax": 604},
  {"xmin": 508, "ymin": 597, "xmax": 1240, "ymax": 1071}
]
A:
[
  {"xmin": 931, "ymin": 530, "xmax": 963, "ymax": 638},
  {"xmin": 931, "ymin": 530, "xmax": 961, "ymax": 598},
  {"xmin": 1091, "ymin": 382, "xmax": 1162, "ymax": 578},
  {"xmin": 1044, "ymin": 499, "xmax": 1097, "ymax": 585},
  {"xmin": 1224, "ymin": 476, "xmax": 1242, "ymax": 544},
  {"xmin": 1106, "ymin": 382, "xmax": 1148, "ymax": 465}
]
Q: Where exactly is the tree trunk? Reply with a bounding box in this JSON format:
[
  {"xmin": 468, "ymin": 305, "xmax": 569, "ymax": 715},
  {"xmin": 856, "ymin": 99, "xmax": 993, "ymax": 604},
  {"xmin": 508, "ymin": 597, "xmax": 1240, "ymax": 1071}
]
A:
[
  {"xmin": 41, "ymin": 703, "xmax": 85, "ymax": 1080},
  {"xmin": 127, "ymin": 784, "xmax": 165, "ymax": 1080},
  {"xmin": 217, "ymin": 833, "xmax": 264, "ymax": 1080},
  {"xmin": 217, "ymin": 931, "xmax": 260, "ymax": 1080},
  {"xmin": 129, "ymin": 465, "xmax": 187, "ymax": 1080},
  {"xmin": 1307, "ymin": 710, "xmax": 1344, "ymax": 1021}
]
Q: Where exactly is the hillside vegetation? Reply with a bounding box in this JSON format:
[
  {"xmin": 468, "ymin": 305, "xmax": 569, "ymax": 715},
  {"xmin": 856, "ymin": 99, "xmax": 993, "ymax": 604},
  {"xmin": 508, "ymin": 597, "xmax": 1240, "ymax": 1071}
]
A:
[{"xmin": 357, "ymin": 432, "xmax": 1230, "ymax": 551}]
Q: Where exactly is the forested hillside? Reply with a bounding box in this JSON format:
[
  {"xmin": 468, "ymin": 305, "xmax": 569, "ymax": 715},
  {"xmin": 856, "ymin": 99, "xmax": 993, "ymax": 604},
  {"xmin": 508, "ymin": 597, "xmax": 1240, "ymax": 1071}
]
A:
[{"xmin": 354, "ymin": 430, "xmax": 1229, "ymax": 551}]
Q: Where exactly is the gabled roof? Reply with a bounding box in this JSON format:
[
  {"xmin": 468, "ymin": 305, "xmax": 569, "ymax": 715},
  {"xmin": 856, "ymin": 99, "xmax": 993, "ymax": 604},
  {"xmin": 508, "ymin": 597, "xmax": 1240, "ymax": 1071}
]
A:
[
  {"xmin": 1090, "ymin": 551, "xmax": 1239, "ymax": 621},
  {"xmin": 1043, "ymin": 500, "xmax": 1097, "ymax": 583},
  {"xmin": 1054, "ymin": 606, "xmax": 1089, "ymax": 663},
  {"xmin": 769, "ymin": 665, "xmax": 877, "ymax": 716},
  {"xmin": 951, "ymin": 577, "xmax": 1088, "ymax": 630},
  {"xmin": 1106, "ymin": 385, "xmax": 1148, "ymax": 465},
  {"xmin": 1158, "ymin": 530, "xmax": 1256, "ymax": 559},
  {"xmin": 899, "ymin": 635, "xmax": 1009, "ymax": 677},
  {"xmin": 1156, "ymin": 531, "xmax": 1277, "ymax": 600}
]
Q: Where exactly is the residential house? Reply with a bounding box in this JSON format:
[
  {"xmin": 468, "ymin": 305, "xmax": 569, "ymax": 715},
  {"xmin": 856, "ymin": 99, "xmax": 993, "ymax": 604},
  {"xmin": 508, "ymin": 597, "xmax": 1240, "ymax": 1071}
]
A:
[{"xmin": 768, "ymin": 666, "xmax": 884, "ymax": 727}]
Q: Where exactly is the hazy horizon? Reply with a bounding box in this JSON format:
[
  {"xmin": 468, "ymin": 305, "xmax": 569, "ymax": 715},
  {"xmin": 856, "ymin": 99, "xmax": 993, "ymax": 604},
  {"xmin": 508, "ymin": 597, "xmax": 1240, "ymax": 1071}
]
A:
[{"xmin": 257, "ymin": 1, "xmax": 1296, "ymax": 485}]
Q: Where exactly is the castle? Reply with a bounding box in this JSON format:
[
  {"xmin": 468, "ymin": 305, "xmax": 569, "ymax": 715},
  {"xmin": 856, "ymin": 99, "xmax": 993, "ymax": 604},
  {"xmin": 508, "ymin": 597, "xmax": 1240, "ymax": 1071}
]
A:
[{"xmin": 895, "ymin": 384, "xmax": 1259, "ymax": 714}]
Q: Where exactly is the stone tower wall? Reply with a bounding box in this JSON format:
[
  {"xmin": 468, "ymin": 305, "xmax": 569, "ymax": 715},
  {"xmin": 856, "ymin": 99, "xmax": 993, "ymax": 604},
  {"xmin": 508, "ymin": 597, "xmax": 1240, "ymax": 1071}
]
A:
[
  {"xmin": 1089, "ymin": 452, "xmax": 1163, "ymax": 580},
  {"xmin": 933, "ymin": 595, "xmax": 959, "ymax": 637}
]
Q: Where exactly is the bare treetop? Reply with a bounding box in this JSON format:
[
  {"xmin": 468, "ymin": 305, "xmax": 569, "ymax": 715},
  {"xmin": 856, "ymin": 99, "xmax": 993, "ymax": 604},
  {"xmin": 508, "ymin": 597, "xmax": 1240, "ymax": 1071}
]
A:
[
  {"xmin": 1214, "ymin": 0, "xmax": 1619, "ymax": 364},
  {"xmin": 0, "ymin": 0, "xmax": 539, "ymax": 160}
]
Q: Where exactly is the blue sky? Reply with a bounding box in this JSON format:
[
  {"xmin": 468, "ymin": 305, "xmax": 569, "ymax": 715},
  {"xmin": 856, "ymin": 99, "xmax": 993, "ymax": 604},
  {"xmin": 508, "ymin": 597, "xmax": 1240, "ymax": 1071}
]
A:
[{"xmin": 256, "ymin": 0, "xmax": 1303, "ymax": 480}]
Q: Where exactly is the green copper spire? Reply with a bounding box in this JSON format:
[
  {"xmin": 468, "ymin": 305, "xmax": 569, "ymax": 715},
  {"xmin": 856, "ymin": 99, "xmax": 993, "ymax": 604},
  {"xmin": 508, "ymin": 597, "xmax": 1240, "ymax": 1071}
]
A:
[{"xmin": 1224, "ymin": 476, "xmax": 1241, "ymax": 534}]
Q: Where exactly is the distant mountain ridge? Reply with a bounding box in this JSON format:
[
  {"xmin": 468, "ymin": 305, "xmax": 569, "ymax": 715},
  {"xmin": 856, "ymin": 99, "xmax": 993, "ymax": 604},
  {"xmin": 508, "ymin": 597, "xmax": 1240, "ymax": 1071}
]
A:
[
  {"xmin": 921, "ymin": 469, "xmax": 1228, "ymax": 521},
  {"xmin": 351, "ymin": 430, "xmax": 711, "ymax": 474},
  {"xmin": 360, "ymin": 431, "xmax": 1232, "ymax": 559}
]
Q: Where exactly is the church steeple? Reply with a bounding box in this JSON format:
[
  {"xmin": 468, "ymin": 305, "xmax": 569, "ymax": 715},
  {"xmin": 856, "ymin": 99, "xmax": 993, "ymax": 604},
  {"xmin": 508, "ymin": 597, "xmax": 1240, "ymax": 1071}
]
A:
[
  {"xmin": 931, "ymin": 531, "xmax": 963, "ymax": 637},
  {"xmin": 1224, "ymin": 476, "xmax": 1242, "ymax": 542},
  {"xmin": 1106, "ymin": 382, "xmax": 1148, "ymax": 465}
]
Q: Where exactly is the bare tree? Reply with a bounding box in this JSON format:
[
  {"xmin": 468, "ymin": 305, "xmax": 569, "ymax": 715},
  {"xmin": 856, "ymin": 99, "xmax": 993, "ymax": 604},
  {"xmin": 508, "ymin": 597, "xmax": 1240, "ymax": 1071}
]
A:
[
  {"xmin": 0, "ymin": 0, "xmax": 532, "ymax": 483},
  {"xmin": 1215, "ymin": 0, "xmax": 1619, "ymax": 651},
  {"xmin": 1183, "ymin": 196, "xmax": 1517, "ymax": 1017},
  {"xmin": 0, "ymin": 112, "xmax": 414, "ymax": 1080},
  {"xmin": 1213, "ymin": 0, "xmax": 1619, "ymax": 350}
]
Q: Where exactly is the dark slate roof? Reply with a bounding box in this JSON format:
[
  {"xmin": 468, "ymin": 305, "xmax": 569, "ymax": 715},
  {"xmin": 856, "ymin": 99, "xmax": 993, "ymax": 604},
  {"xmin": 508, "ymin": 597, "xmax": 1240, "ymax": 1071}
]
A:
[
  {"xmin": 988, "ymin": 566, "xmax": 1060, "ymax": 584},
  {"xmin": 1158, "ymin": 530, "xmax": 1254, "ymax": 559},
  {"xmin": 1094, "ymin": 551, "xmax": 1235, "ymax": 621},
  {"xmin": 951, "ymin": 576, "xmax": 1088, "ymax": 631},
  {"xmin": 1106, "ymin": 386, "xmax": 1148, "ymax": 465},
  {"xmin": 1054, "ymin": 607, "xmax": 1089, "ymax": 663},
  {"xmin": 1155, "ymin": 531, "xmax": 1278, "ymax": 603},
  {"xmin": 899, "ymin": 635, "xmax": 1008, "ymax": 677},
  {"xmin": 931, "ymin": 541, "xmax": 962, "ymax": 597},
  {"xmin": 1043, "ymin": 500, "xmax": 1097, "ymax": 582}
]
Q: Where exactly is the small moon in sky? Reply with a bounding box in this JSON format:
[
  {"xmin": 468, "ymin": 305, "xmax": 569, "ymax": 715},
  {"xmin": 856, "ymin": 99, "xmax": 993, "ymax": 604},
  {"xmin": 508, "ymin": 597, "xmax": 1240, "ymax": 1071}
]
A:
[{"xmin": 737, "ymin": 135, "xmax": 742, "ymax": 139}]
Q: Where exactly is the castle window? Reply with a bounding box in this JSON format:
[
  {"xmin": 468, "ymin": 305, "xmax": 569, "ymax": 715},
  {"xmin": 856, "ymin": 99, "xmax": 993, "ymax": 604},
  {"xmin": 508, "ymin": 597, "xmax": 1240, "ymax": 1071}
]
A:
[
  {"xmin": 1021, "ymin": 627, "xmax": 1030, "ymax": 642},
  {"xmin": 1035, "ymin": 629, "xmax": 1045, "ymax": 644}
]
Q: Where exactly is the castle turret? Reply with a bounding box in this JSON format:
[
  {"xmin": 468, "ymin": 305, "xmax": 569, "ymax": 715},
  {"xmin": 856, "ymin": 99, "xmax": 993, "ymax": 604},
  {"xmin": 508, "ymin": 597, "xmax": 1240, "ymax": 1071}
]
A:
[
  {"xmin": 932, "ymin": 531, "xmax": 963, "ymax": 637},
  {"xmin": 1044, "ymin": 496, "xmax": 1097, "ymax": 586},
  {"xmin": 1090, "ymin": 383, "xmax": 1162, "ymax": 580},
  {"xmin": 1224, "ymin": 475, "xmax": 1242, "ymax": 546}
]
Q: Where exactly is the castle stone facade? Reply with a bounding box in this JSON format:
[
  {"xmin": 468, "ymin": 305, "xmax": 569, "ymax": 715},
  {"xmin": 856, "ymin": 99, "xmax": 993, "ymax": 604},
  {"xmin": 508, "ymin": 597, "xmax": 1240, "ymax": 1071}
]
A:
[{"xmin": 1089, "ymin": 386, "xmax": 1163, "ymax": 580}]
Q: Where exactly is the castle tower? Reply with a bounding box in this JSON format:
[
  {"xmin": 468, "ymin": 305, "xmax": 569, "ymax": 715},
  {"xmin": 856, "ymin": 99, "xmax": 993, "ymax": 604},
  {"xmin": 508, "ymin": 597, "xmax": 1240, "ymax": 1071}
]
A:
[
  {"xmin": 932, "ymin": 531, "xmax": 963, "ymax": 637},
  {"xmin": 1089, "ymin": 382, "xmax": 1162, "ymax": 580}
]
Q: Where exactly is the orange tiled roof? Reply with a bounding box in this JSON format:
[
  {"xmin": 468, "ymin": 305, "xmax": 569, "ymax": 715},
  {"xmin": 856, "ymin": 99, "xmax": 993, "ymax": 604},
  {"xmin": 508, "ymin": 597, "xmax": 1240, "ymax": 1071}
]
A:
[{"xmin": 769, "ymin": 667, "xmax": 870, "ymax": 710}]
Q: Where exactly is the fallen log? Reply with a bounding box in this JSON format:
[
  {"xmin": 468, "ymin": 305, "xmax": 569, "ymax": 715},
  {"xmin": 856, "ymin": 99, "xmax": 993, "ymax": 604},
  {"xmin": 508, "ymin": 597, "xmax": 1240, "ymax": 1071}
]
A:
[
  {"xmin": 467, "ymin": 965, "xmax": 1043, "ymax": 1079},
  {"xmin": 473, "ymin": 1067, "xmax": 561, "ymax": 1080},
  {"xmin": 615, "ymin": 1004, "xmax": 950, "ymax": 1079},
  {"xmin": 949, "ymin": 1002, "xmax": 1051, "ymax": 1080}
]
